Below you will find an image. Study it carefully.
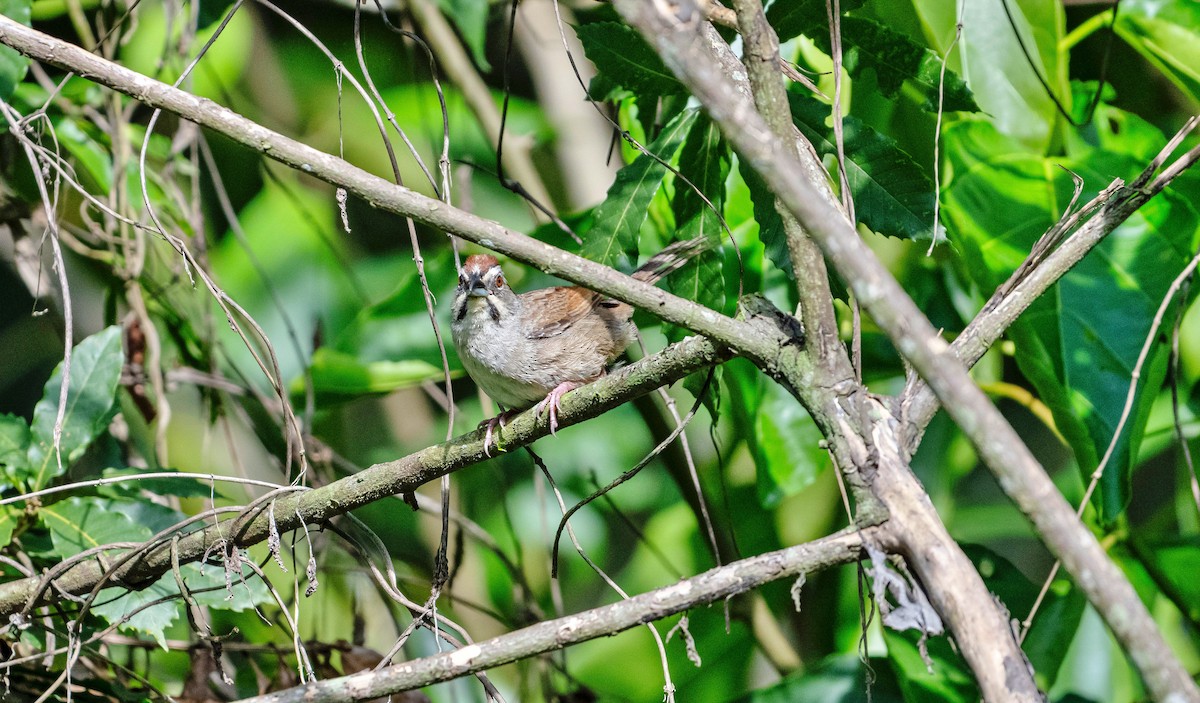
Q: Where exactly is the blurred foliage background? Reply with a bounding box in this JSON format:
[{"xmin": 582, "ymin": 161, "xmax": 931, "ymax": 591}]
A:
[{"xmin": 0, "ymin": 0, "xmax": 1198, "ymax": 701}]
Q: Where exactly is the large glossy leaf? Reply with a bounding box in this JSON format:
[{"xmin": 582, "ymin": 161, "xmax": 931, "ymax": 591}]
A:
[
  {"xmin": 583, "ymin": 108, "xmax": 699, "ymax": 269},
  {"xmin": 576, "ymin": 22, "xmax": 686, "ymax": 97},
  {"xmin": 753, "ymin": 377, "xmax": 828, "ymax": 507},
  {"xmin": 0, "ymin": 0, "xmax": 30, "ymax": 101},
  {"xmin": 943, "ymin": 116, "xmax": 1200, "ymax": 520},
  {"xmin": 26, "ymin": 326, "xmax": 124, "ymax": 490},
  {"xmin": 1132, "ymin": 537, "xmax": 1200, "ymax": 623},
  {"xmin": 1113, "ymin": 0, "xmax": 1200, "ymax": 104},
  {"xmin": 789, "ymin": 91, "xmax": 935, "ymax": 240},
  {"xmin": 914, "ymin": 0, "xmax": 1065, "ymax": 152}
]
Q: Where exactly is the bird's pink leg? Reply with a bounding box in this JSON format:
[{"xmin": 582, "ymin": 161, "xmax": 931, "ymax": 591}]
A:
[
  {"xmin": 480, "ymin": 410, "xmax": 514, "ymax": 457},
  {"xmin": 534, "ymin": 381, "xmax": 582, "ymax": 435}
]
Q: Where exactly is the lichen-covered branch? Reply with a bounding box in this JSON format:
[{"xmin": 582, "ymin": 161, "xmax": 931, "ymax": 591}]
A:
[{"xmin": 0, "ymin": 336, "xmax": 726, "ymax": 616}]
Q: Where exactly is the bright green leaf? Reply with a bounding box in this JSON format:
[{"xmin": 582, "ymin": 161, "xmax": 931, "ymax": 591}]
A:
[
  {"xmin": 0, "ymin": 0, "xmax": 31, "ymax": 101},
  {"xmin": 1133, "ymin": 538, "xmax": 1200, "ymax": 622},
  {"xmin": 753, "ymin": 379, "xmax": 828, "ymax": 507},
  {"xmin": 42, "ymin": 496, "xmax": 152, "ymax": 559},
  {"xmin": 576, "ymin": 22, "xmax": 687, "ymax": 97},
  {"xmin": 789, "ymin": 90, "xmax": 935, "ymax": 240},
  {"xmin": 583, "ymin": 108, "xmax": 699, "ymax": 269},
  {"xmin": 734, "ymin": 655, "xmax": 904, "ymax": 702},
  {"xmin": 54, "ymin": 117, "xmax": 113, "ymax": 192},
  {"xmin": 27, "ymin": 326, "xmax": 124, "ymax": 490},
  {"xmin": 438, "ymin": 0, "xmax": 491, "ymax": 71},
  {"xmin": 0, "ymin": 413, "xmax": 30, "ymax": 481},
  {"xmin": 944, "ymin": 117, "xmax": 1200, "ymax": 520},
  {"xmin": 1114, "ymin": 0, "xmax": 1200, "ymax": 104},
  {"xmin": 0, "ymin": 507, "xmax": 16, "ymax": 549},
  {"xmin": 301, "ymin": 347, "xmax": 453, "ymax": 401}
]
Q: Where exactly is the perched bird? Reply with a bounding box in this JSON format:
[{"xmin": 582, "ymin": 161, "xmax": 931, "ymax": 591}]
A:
[{"xmin": 451, "ymin": 239, "xmax": 704, "ymax": 454}]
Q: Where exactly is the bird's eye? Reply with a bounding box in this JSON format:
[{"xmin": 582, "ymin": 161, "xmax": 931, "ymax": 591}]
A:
[{"xmin": 495, "ymin": 275, "xmax": 506, "ymax": 289}]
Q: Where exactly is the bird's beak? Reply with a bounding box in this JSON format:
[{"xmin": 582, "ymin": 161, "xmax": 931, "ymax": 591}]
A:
[{"xmin": 466, "ymin": 273, "xmax": 489, "ymax": 297}]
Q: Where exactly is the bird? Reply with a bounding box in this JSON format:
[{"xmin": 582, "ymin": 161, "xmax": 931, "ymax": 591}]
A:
[{"xmin": 451, "ymin": 238, "xmax": 705, "ymax": 454}]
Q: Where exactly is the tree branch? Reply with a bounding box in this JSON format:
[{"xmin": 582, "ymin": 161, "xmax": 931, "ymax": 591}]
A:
[
  {"xmin": 0, "ymin": 17, "xmax": 783, "ymax": 367},
  {"xmin": 611, "ymin": 3, "xmax": 1200, "ymax": 700},
  {"xmin": 900, "ymin": 122, "xmax": 1200, "ymax": 452},
  {"xmin": 0, "ymin": 336, "xmax": 726, "ymax": 615},
  {"xmin": 239, "ymin": 529, "xmax": 870, "ymax": 703}
]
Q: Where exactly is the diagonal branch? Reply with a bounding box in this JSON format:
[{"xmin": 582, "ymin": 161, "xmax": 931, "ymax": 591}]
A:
[
  {"xmin": 0, "ymin": 336, "xmax": 727, "ymax": 616},
  {"xmin": 610, "ymin": 2, "xmax": 1200, "ymax": 701},
  {"xmin": 0, "ymin": 16, "xmax": 781, "ymax": 366},
  {"xmin": 238, "ymin": 528, "xmax": 870, "ymax": 703}
]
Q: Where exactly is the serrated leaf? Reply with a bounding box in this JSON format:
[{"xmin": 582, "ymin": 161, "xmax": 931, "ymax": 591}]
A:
[
  {"xmin": 740, "ymin": 165, "xmax": 792, "ymax": 278},
  {"xmin": 767, "ymin": 0, "xmax": 866, "ymax": 44},
  {"xmin": 0, "ymin": 0, "xmax": 31, "ymax": 101},
  {"xmin": 27, "ymin": 326, "xmax": 124, "ymax": 490},
  {"xmin": 438, "ymin": 0, "xmax": 491, "ymax": 71},
  {"xmin": 944, "ymin": 116, "xmax": 1200, "ymax": 520},
  {"xmin": 667, "ymin": 115, "xmax": 729, "ymax": 337},
  {"xmin": 817, "ymin": 17, "xmax": 979, "ymax": 113},
  {"xmin": 788, "ymin": 90, "xmax": 935, "ymax": 240},
  {"xmin": 0, "ymin": 413, "xmax": 30, "ymax": 480},
  {"xmin": 1113, "ymin": 0, "xmax": 1200, "ymax": 105},
  {"xmin": 576, "ymin": 22, "xmax": 686, "ymax": 97},
  {"xmin": 583, "ymin": 108, "xmax": 699, "ymax": 269}
]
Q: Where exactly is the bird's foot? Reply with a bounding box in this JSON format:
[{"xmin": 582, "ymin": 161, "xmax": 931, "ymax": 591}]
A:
[
  {"xmin": 534, "ymin": 381, "xmax": 582, "ymax": 435},
  {"xmin": 480, "ymin": 411, "xmax": 515, "ymax": 457}
]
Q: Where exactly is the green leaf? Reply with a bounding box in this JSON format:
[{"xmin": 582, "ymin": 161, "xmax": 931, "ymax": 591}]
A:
[
  {"xmin": 0, "ymin": 507, "xmax": 17, "ymax": 549},
  {"xmin": 667, "ymin": 114, "xmax": 729, "ymax": 339},
  {"xmin": 811, "ymin": 17, "xmax": 979, "ymax": 113},
  {"xmin": 740, "ymin": 165, "xmax": 792, "ymax": 278},
  {"xmin": 301, "ymin": 347, "xmax": 453, "ymax": 402},
  {"xmin": 99, "ymin": 467, "xmax": 229, "ymax": 500},
  {"xmin": 789, "ymin": 90, "xmax": 935, "ymax": 240},
  {"xmin": 54, "ymin": 117, "xmax": 113, "ymax": 192},
  {"xmin": 733, "ymin": 655, "xmax": 904, "ymax": 702},
  {"xmin": 929, "ymin": 0, "xmax": 1065, "ymax": 152},
  {"xmin": 767, "ymin": 0, "xmax": 866, "ymax": 44},
  {"xmin": 944, "ymin": 117, "xmax": 1200, "ymax": 520},
  {"xmin": 1114, "ymin": 0, "xmax": 1200, "ymax": 104},
  {"xmin": 0, "ymin": 0, "xmax": 31, "ymax": 101},
  {"xmin": 42, "ymin": 496, "xmax": 152, "ymax": 558},
  {"xmin": 583, "ymin": 108, "xmax": 699, "ymax": 269},
  {"xmin": 437, "ymin": 0, "xmax": 491, "ymax": 71},
  {"xmin": 576, "ymin": 22, "xmax": 687, "ymax": 97},
  {"xmin": 752, "ymin": 378, "xmax": 828, "ymax": 507},
  {"xmin": 885, "ymin": 626, "xmax": 978, "ymax": 703},
  {"xmin": 0, "ymin": 413, "xmax": 30, "ymax": 480},
  {"xmin": 26, "ymin": 326, "xmax": 124, "ymax": 490},
  {"xmin": 962, "ymin": 545, "xmax": 1084, "ymax": 690},
  {"xmin": 1133, "ymin": 538, "xmax": 1200, "ymax": 623}
]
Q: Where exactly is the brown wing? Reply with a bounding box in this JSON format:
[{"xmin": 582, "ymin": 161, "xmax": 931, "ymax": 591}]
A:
[{"xmin": 521, "ymin": 286, "xmax": 602, "ymax": 339}]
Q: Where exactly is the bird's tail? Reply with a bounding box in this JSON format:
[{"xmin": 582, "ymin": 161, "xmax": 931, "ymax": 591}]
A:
[{"xmin": 631, "ymin": 237, "xmax": 708, "ymax": 284}]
